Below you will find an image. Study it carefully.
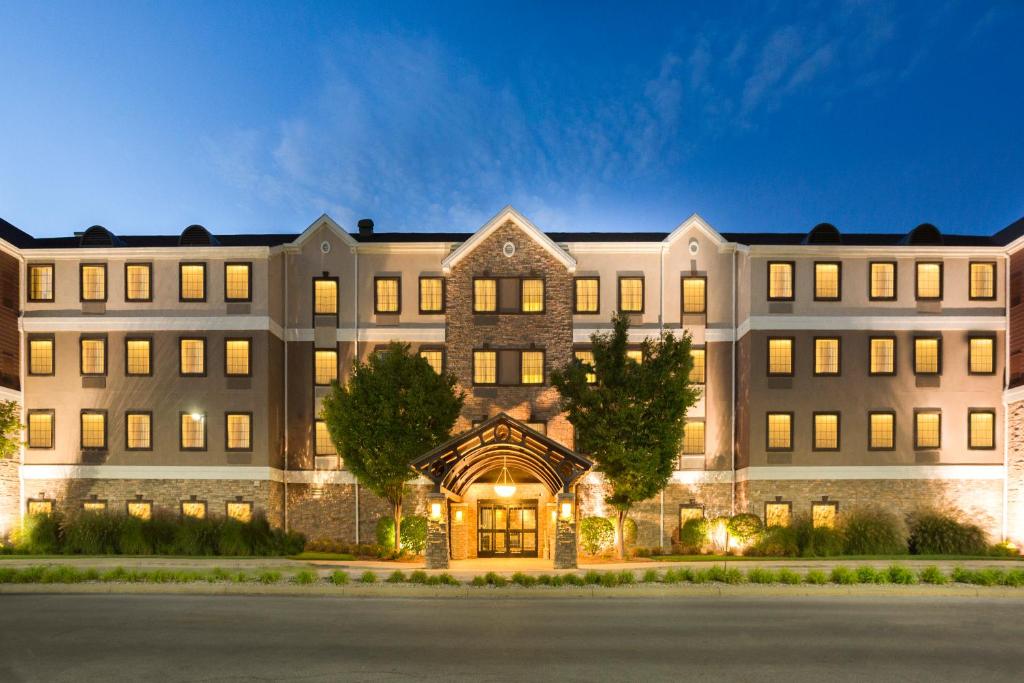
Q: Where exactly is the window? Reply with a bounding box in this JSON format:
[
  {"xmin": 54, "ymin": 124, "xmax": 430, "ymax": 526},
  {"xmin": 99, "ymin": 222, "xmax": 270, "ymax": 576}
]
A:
[
  {"xmin": 313, "ymin": 277, "xmax": 338, "ymax": 315},
  {"xmin": 813, "ymin": 413, "xmax": 840, "ymax": 451},
  {"xmin": 812, "ymin": 502, "xmax": 837, "ymax": 529},
  {"xmin": 968, "ymin": 409, "xmax": 995, "ymax": 450},
  {"xmin": 915, "ymin": 262, "xmax": 943, "ymax": 300},
  {"xmin": 473, "ymin": 278, "xmax": 497, "ymax": 312},
  {"xmin": 82, "ymin": 499, "xmax": 107, "ymax": 513},
  {"xmin": 419, "ymin": 349, "xmax": 443, "ymax": 374},
  {"xmin": 869, "ymin": 337, "xmax": 896, "ymax": 376},
  {"xmin": 27, "ymin": 500, "xmax": 53, "ymax": 516},
  {"xmin": 574, "ymin": 277, "xmax": 599, "ymax": 313},
  {"xmin": 913, "ymin": 337, "xmax": 941, "ymax": 375},
  {"xmin": 374, "ymin": 277, "xmax": 400, "ymax": 313},
  {"xmin": 80, "ymin": 264, "xmax": 106, "ymax": 301},
  {"xmin": 969, "ymin": 262, "xmax": 996, "ymax": 300},
  {"xmin": 180, "ymin": 413, "xmax": 206, "ymax": 450},
  {"xmin": 28, "ymin": 264, "xmax": 54, "ymax": 301},
  {"xmin": 767, "ymin": 337, "xmax": 793, "ymax": 376},
  {"xmin": 766, "ymin": 413, "xmax": 793, "ymax": 451},
  {"xmin": 225, "ymin": 339, "xmax": 251, "ymax": 376},
  {"xmin": 419, "ymin": 277, "xmax": 444, "ymax": 313},
  {"xmin": 28, "ymin": 336, "xmax": 54, "ymax": 375},
  {"xmin": 181, "ymin": 501, "xmax": 207, "ymax": 519},
  {"xmin": 618, "ymin": 277, "xmax": 644, "ymax": 313},
  {"xmin": 80, "ymin": 337, "xmax": 106, "ymax": 375},
  {"xmin": 765, "ymin": 502, "xmax": 791, "ymax": 528},
  {"xmin": 125, "ymin": 263, "xmax": 152, "ymax": 301},
  {"xmin": 179, "ymin": 338, "xmax": 206, "ymax": 376},
  {"xmin": 226, "ymin": 412, "xmax": 252, "ymax": 451},
  {"xmin": 315, "ymin": 420, "xmax": 336, "ymax": 455},
  {"xmin": 127, "ymin": 501, "xmax": 152, "ymax": 520},
  {"xmin": 227, "ymin": 501, "xmax": 253, "ymax": 523},
  {"xmin": 27, "ymin": 411, "xmax": 54, "ymax": 448},
  {"xmin": 179, "ymin": 263, "xmax": 206, "ymax": 301},
  {"xmin": 574, "ymin": 350, "xmax": 597, "ymax": 384},
  {"xmin": 626, "ymin": 349, "xmax": 644, "ymax": 364},
  {"xmin": 314, "ymin": 349, "xmax": 338, "ymax": 385},
  {"xmin": 126, "ymin": 412, "xmax": 152, "ymax": 450},
  {"xmin": 689, "ymin": 348, "xmax": 705, "ymax": 385},
  {"xmin": 521, "ymin": 279, "xmax": 544, "ymax": 313},
  {"xmin": 520, "ymin": 351, "xmax": 544, "ymax": 385},
  {"xmin": 868, "ymin": 412, "xmax": 895, "ymax": 450},
  {"xmin": 814, "ymin": 338, "xmax": 840, "ymax": 376},
  {"xmin": 473, "ymin": 350, "xmax": 497, "ymax": 385},
  {"xmin": 682, "ymin": 276, "xmax": 707, "ymax": 314},
  {"xmin": 80, "ymin": 410, "xmax": 106, "ymax": 450},
  {"xmin": 224, "ymin": 262, "xmax": 251, "ymax": 302},
  {"xmin": 682, "ymin": 421, "xmax": 705, "ymax": 455},
  {"xmin": 914, "ymin": 410, "xmax": 941, "ymax": 449},
  {"xmin": 814, "ymin": 262, "xmax": 841, "ymax": 301},
  {"xmin": 869, "ymin": 262, "xmax": 897, "ymax": 300},
  {"xmin": 767, "ymin": 262, "xmax": 794, "ymax": 301},
  {"xmin": 125, "ymin": 338, "xmax": 152, "ymax": 376},
  {"xmin": 968, "ymin": 336, "xmax": 995, "ymax": 375}
]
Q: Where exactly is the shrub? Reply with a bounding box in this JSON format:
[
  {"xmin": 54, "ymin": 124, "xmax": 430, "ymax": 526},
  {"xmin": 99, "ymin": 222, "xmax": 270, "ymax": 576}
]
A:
[
  {"xmin": 618, "ymin": 570, "xmax": 635, "ymax": 585},
  {"xmin": 579, "ymin": 517, "xmax": 616, "ymax": 555},
  {"xmin": 747, "ymin": 525, "xmax": 799, "ymax": 557},
  {"xmin": 856, "ymin": 566, "xmax": 883, "ymax": 584},
  {"xmin": 642, "ymin": 569, "xmax": 660, "ymax": 583},
  {"xmin": 1003, "ymin": 569, "xmax": 1024, "ymax": 587},
  {"xmin": 950, "ymin": 566, "xmax": 973, "ymax": 584},
  {"xmin": 116, "ymin": 516, "xmax": 151, "ymax": 555},
  {"xmin": 777, "ymin": 568, "xmax": 803, "ymax": 585},
  {"xmin": 142, "ymin": 515, "xmax": 178, "ymax": 555},
  {"xmin": 747, "ymin": 568, "xmax": 776, "ymax": 584},
  {"xmin": 258, "ymin": 570, "xmax": 282, "ymax": 584},
  {"xmin": 386, "ymin": 570, "xmax": 407, "ymax": 583},
  {"xmin": 970, "ymin": 568, "xmax": 1006, "ymax": 586},
  {"xmin": 795, "ymin": 518, "xmax": 844, "ymax": 557},
  {"xmin": 707, "ymin": 516, "xmax": 732, "ymax": 553},
  {"xmin": 908, "ymin": 512, "xmax": 987, "ymax": 556},
  {"xmin": 359, "ymin": 571, "xmax": 377, "ymax": 583},
  {"xmin": 61, "ymin": 512, "xmax": 120, "ymax": 555},
  {"xmin": 829, "ymin": 566, "xmax": 857, "ymax": 585},
  {"xmin": 216, "ymin": 519, "xmax": 252, "ymax": 557},
  {"xmin": 483, "ymin": 571, "xmax": 507, "ymax": 587},
  {"xmin": 988, "ymin": 542, "xmax": 1020, "ymax": 558},
  {"xmin": 470, "ymin": 575, "xmax": 487, "ymax": 587},
  {"xmin": 804, "ymin": 569, "xmax": 828, "ymax": 585},
  {"xmin": 293, "ymin": 570, "xmax": 317, "ymax": 585},
  {"xmin": 583, "ymin": 570, "xmax": 602, "ymax": 585},
  {"xmin": 536, "ymin": 574, "xmax": 553, "ymax": 586},
  {"xmin": 839, "ymin": 508, "xmax": 907, "ymax": 556},
  {"xmin": 599, "ymin": 571, "xmax": 619, "ymax": 587},
  {"xmin": 886, "ymin": 564, "xmax": 916, "ymax": 584},
  {"xmin": 511, "ymin": 572, "xmax": 536, "ymax": 587},
  {"xmin": 329, "ymin": 570, "xmax": 349, "ymax": 585},
  {"xmin": 918, "ymin": 566, "xmax": 947, "ymax": 585},
  {"xmin": 172, "ymin": 518, "xmax": 221, "ymax": 556},
  {"xmin": 408, "ymin": 570, "xmax": 429, "ymax": 584},
  {"xmin": 375, "ymin": 516, "xmax": 429, "ymax": 555},
  {"xmin": 13, "ymin": 513, "xmax": 62, "ymax": 554},
  {"xmin": 562, "ymin": 573, "xmax": 585, "ymax": 586},
  {"xmin": 727, "ymin": 514, "xmax": 764, "ymax": 545},
  {"xmin": 677, "ymin": 518, "xmax": 708, "ymax": 554},
  {"xmin": 663, "ymin": 568, "xmax": 692, "ymax": 583},
  {"xmin": 623, "ymin": 517, "xmax": 638, "ymax": 548},
  {"xmin": 435, "ymin": 573, "xmax": 459, "ymax": 586}
]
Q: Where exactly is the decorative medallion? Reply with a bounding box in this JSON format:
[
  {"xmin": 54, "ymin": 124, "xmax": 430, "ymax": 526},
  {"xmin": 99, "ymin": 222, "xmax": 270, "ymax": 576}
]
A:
[
  {"xmin": 688, "ymin": 238, "xmax": 699, "ymax": 255},
  {"xmin": 502, "ymin": 241, "xmax": 516, "ymax": 258},
  {"xmin": 320, "ymin": 240, "xmax": 332, "ymax": 254},
  {"xmin": 494, "ymin": 424, "xmax": 510, "ymax": 441}
]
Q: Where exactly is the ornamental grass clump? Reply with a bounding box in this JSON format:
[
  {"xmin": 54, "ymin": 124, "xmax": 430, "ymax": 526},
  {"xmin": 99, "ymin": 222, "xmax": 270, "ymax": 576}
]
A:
[
  {"xmin": 386, "ymin": 570, "xmax": 407, "ymax": 584},
  {"xmin": 536, "ymin": 574, "xmax": 554, "ymax": 586},
  {"xmin": 886, "ymin": 564, "xmax": 917, "ymax": 585},
  {"xmin": 856, "ymin": 565, "xmax": 884, "ymax": 584},
  {"xmin": 908, "ymin": 512, "xmax": 987, "ymax": 556},
  {"xmin": 562, "ymin": 573, "xmax": 585, "ymax": 586},
  {"xmin": 804, "ymin": 569, "xmax": 828, "ymax": 585},
  {"xmin": 617, "ymin": 570, "xmax": 635, "ymax": 585},
  {"xmin": 512, "ymin": 572, "xmax": 537, "ymax": 587},
  {"xmin": 293, "ymin": 570, "xmax": 317, "ymax": 585},
  {"xmin": 329, "ymin": 571, "xmax": 349, "ymax": 585},
  {"xmin": 408, "ymin": 570, "xmax": 429, "ymax": 584},
  {"xmin": 359, "ymin": 571, "xmax": 376, "ymax": 584},
  {"xmin": 583, "ymin": 570, "xmax": 602, "ymax": 585},
  {"xmin": 746, "ymin": 568, "xmax": 776, "ymax": 584},
  {"xmin": 599, "ymin": 571, "xmax": 619, "ymax": 587},
  {"xmin": 839, "ymin": 508, "xmax": 907, "ymax": 555},
  {"xmin": 1003, "ymin": 569, "xmax": 1024, "ymax": 587},
  {"xmin": 918, "ymin": 566, "xmax": 948, "ymax": 585},
  {"xmin": 13, "ymin": 513, "xmax": 62, "ymax": 555},
  {"xmin": 829, "ymin": 566, "xmax": 857, "ymax": 585},
  {"xmin": 259, "ymin": 570, "xmax": 282, "ymax": 584},
  {"xmin": 434, "ymin": 573, "xmax": 459, "ymax": 586},
  {"xmin": 483, "ymin": 571, "xmax": 507, "ymax": 587},
  {"xmin": 642, "ymin": 569, "xmax": 661, "ymax": 583}
]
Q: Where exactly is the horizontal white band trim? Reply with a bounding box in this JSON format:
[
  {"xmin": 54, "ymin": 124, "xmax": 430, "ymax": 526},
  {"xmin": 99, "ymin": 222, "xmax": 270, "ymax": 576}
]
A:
[
  {"xmin": 21, "ymin": 465, "xmax": 286, "ymax": 482},
  {"xmin": 286, "ymin": 327, "xmax": 446, "ymax": 343},
  {"xmin": 283, "ymin": 471, "xmax": 432, "ymax": 485},
  {"xmin": 671, "ymin": 470, "xmax": 734, "ymax": 484},
  {"xmin": 739, "ymin": 315, "xmax": 1005, "ymax": 336},
  {"xmin": 0, "ymin": 386, "xmax": 22, "ymax": 403},
  {"xmin": 735, "ymin": 465, "xmax": 1005, "ymax": 482},
  {"xmin": 21, "ymin": 316, "xmax": 286, "ymax": 340},
  {"xmin": 24, "ymin": 247, "xmax": 272, "ymax": 260},
  {"xmin": 1003, "ymin": 386, "xmax": 1024, "ymax": 406}
]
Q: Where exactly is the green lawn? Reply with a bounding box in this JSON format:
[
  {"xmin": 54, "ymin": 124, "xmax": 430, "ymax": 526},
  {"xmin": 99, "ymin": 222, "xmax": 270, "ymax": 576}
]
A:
[
  {"xmin": 650, "ymin": 554, "xmax": 1023, "ymax": 562},
  {"xmin": 288, "ymin": 552, "xmax": 357, "ymax": 561}
]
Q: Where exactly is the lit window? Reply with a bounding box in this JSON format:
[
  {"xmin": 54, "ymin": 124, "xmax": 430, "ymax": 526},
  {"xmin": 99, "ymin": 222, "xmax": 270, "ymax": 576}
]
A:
[
  {"xmin": 125, "ymin": 264, "xmax": 151, "ymax": 301},
  {"xmin": 180, "ymin": 413, "xmax": 206, "ymax": 450},
  {"xmin": 869, "ymin": 412, "xmax": 895, "ymax": 450},
  {"xmin": 226, "ymin": 413, "xmax": 252, "ymax": 450},
  {"xmin": 521, "ymin": 279, "xmax": 544, "ymax": 313},
  {"xmin": 27, "ymin": 500, "xmax": 53, "ymax": 516},
  {"xmin": 767, "ymin": 338, "xmax": 792, "ymax": 376},
  {"xmin": 314, "ymin": 278, "xmax": 338, "ymax": 315},
  {"xmin": 314, "ymin": 349, "xmax": 338, "ymax": 385},
  {"xmin": 682, "ymin": 421, "xmax": 705, "ymax": 455},
  {"xmin": 125, "ymin": 338, "xmax": 152, "ymax": 376},
  {"xmin": 766, "ymin": 413, "xmax": 792, "ymax": 450},
  {"xmin": 915, "ymin": 262, "xmax": 942, "ymax": 300},
  {"xmin": 969, "ymin": 262, "xmax": 995, "ymax": 300},
  {"xmin": 473, "ymin": 351, "xmax": 496, "ymax": 384},
  {"xmin": 419, "ymin": 277, "xmax": 444, "ymax": 313},
  {"xmin": 80, "ymin": 337, "xmax": 106, "ymax": 375},
  {"xmin": 80, "ymin": 264, "xmax": 106, "ymax": 301},
  {"xmin": 812, "ymin": 503, "xmax": 837, "ymax": 529},
  {"xmin": 765, "ymin": 502, "xmax": 791, "ymax": 528},
  {"xmin": 83, "ymin": 500, "xmax": 107, "ymax": 513},
  {"xmin": 679, "ymin": 506, "xmax": 704, "ymax": 529},
  {"xmin": 474, "ymin": 279, "xmax": 497, "ymax": 312},
  {"xmin": 179, "ymin": 263, "xmax": 206, "ymax": 301},
  {"xmin": 520, "ymin": 351, "xmax": 544, "ymax": 385},
  {"xmin": 181, "ymin": 501, "xmax": 207, "ymax": 519},
  {"xmin": 870, "ymin": 262, "xmax": 896, "ymax": 300},
  {"xmin": 375, "ymin": 277, "xmax": 400, "ymax": 313},
  {"xmin": 814, "ymin": 262, "xmax": 840, "ymax": 300},
  {"xmin": 814, "ymin": 338, "xmax": 840, "ymax": 375},
  {"xmin": 126, "ymin": 412, "xmax": 152, "ymax": 450},
  {"xmin": 869, "ymin": 337, "xmax": 895, "ymax": 375},
  {"xmin": 574, "ymin": 278, "xmax": 599, "ymax": 313},
  {"xmin": 915, "ymin": 411, "xmax": 941, "ymax": 449},
  {"xmin": 767, "ymin": 262, "xmax": 793, "ymax": 300},
  {"xmin": 813, "ymin": 413, "xmax": 839, "ymax": 450},
  {"xmin": 225, "ymin": 263, "xmax": 251, "ymax": 301},
  {"xmin": 626, "ymin": 349, "xmax": 644, "ymax": 364},
  {"xmin": 127, "ymin": 501, "xmax": 152, "ymax": 520},
  {"xmin": 913, "ymin": 337, "xmax": 940, "ymax": 375},
  {"xmin": 969, "ymin": 336, "xmax": 994, "ymax": 374},
  {"xmin": 28, "ymin": 337, "xmax": 53, "ymax": 375},
  {"xmin": 27, "ymin": 411, "xmax": 54, "ymax": 448},
  {"xmin": 682, "ymin": 277, "xmax": 706, "ymax": 314},
  {"xmin": 574, "ymin": 350, "xmax": 596, "ymax": 384},
  {"xmin": 225, "ymin": 339, "xmax": 251, "ymax": 376},
  {"xmin": 969, "ymin": 410, "xmax": 995, "ymax": 450},
  {"xmin": 227, "ymin": 501, "xmax": 253, "ymax": 523},
  {"xmin": 419, "ymin": 349, "xmax": 443, "ymax": 374},
  {"xmin": 619, "ymin": 277, "xmax": 644, "ymax": 312},
  {"xmin": 81, "ymin": 411, "xmax": 106, "ymax": 450},
  {"xmin": 180, "ymin": 338, "xmax": 205, "ymax": 375},
  {"xmin": 28, "ymin": 264, "xmax": 54, "ymax": 301},
  {"xmin": 315, "ymin": 420, "xmax": 336, "ymax": 455},
  {"xmin": 689, "ymin": 348, "xmax": 706, "ymax": 385}
]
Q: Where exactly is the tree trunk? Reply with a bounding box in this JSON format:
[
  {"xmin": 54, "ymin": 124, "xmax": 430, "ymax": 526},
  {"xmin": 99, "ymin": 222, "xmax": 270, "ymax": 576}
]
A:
[
  {"xmin": 616, "ymin": 508, "xmax": 629, "ymax": 561},
  {"xmin": 393, "ymin": 500, "xmax": 403, "ymax": 553}
]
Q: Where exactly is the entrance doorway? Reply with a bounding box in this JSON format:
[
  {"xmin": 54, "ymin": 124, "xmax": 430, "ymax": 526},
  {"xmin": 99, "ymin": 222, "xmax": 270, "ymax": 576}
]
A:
[{"xmin": 477, "ymin": 500, "xmax": 538, "ymax": 557}]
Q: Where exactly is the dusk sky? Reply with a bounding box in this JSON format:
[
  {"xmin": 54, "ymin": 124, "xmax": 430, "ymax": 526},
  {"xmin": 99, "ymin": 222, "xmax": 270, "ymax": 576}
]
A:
[{"xmin": 1, "ymin": 1, "xmax": 1021, "ymax": 237}]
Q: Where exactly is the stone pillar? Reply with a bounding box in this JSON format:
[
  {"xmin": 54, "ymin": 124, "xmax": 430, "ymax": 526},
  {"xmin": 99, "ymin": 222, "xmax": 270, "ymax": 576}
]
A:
[
  {"xmin": 554, "ymin": 492, "xmax": 577, "ymax": 569},
  {"xmin": 425, "ymin": 492, "xmax": 449, "ymax": 570},
  {"xmin": 1007, "ymin": 400, "xmax": 1024, "ymax": 546}
]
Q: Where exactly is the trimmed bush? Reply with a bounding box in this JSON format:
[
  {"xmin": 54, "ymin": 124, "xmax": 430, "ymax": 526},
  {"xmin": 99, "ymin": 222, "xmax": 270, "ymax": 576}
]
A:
[
  {"xmin": 727, "ymin": 513, "xmax": 764, "ymax": 545},
  {"xmin": 886, "ymin": 564, "xmax": 916, "ymax": 584},
  {"xmin": 918, "ymin": 566, "xmax": 947, "ymax": 585},
  {"xmin": 839, "ymin": 508, "xmax": 907, "ymax": 555},
  {"xmin": 579, "ymin": 517, "xmax": 615, "ymax": 555},
  {"xmin": 908, "ymin": 512, "xmax": 987, "ymax": 556},
  {"xmin": 856, "ymin": 565, "xmax": 883, "ymax": 584},
  {"xmin": 829, "ymin": 566, "xmax": 857, "ymax": 585},
  {"xmin": 677, "ymin": 518, "xmax": 708, "ymax": 554}
]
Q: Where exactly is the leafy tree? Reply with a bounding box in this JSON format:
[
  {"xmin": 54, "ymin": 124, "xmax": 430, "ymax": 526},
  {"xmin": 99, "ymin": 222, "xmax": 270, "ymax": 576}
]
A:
[
  {"xmin": 552, "ymin": 311, "xmax": 699, "ymax": 559},
  {"xmin": 0, "ymin": 400, "xmax": 20, "ymax": 459},
  {"xmin": 321, "ymin": 343, "xmax": 464, "ymax": 551}
]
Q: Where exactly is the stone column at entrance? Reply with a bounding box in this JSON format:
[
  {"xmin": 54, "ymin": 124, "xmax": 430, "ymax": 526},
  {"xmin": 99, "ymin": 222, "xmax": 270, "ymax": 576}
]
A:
[
  {"xmin": 554, "ymin": 492, "xmax": 578, "ymax": 569},
  {"xmin": 425, "ymin": 492, "xmax": 449, "ymax": 570}
]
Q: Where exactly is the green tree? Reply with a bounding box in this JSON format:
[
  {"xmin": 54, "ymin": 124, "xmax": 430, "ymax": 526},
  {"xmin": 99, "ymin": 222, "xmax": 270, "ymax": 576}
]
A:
[
  {"xmin": 320, "ymin": 342, "xmax": 464, "ymax": 551},
  {"xmin": 551, "ymin": 311, "xmax": 699, "ymax": 560},
  {"xmin": 0, "ymin": 400, "xmax": 19, "ymax": 459}
]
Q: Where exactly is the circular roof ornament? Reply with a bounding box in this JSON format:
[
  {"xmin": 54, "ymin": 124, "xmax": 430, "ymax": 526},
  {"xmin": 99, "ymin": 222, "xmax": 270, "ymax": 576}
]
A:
[
  {"xmin": 320, "ymin": 241, "xmax": 331, "ymax": 254},
  {"xmin": 494, "ymin": 424, "xmax": 510, "ymax": 441},
  {"xmin": 502, "ymin": 241, "xmax": 516, "ymax": 258},
  {"xmin": 688, "ymin": 238, "xmax": 700, "ymax": 255}
]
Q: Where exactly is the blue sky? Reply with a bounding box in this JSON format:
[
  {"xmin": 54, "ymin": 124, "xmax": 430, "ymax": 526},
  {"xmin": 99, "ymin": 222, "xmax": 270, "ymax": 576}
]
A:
[{"xmin": 1, "ymin": 1, "xmax": 1022, "ymax": 237}]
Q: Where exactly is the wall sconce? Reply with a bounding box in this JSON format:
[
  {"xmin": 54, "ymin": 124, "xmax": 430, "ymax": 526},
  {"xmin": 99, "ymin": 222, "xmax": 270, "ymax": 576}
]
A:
[
  {"xmin": 430, "ymin": 501, "xmax": 443, "ymax": 520},
  {"xmin": 454, "ymin": 509, "xmax": 464, "ymax": 523},
  {"xmin": 560, "ymin": 501, "xmax": 573, "ymax": 520}
]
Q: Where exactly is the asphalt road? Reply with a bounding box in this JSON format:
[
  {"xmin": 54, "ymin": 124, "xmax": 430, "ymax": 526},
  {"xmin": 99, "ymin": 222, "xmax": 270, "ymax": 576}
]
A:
[{"xmin": 0, "ymin": 594, "xmax": 1021, "ymax": 682}]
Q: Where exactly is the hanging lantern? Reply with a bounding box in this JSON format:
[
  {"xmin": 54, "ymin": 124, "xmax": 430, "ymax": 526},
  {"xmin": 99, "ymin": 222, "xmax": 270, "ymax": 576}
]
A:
[{"xmin": 493, "ymin": 456, "xmax": 517, "ymax": 498}]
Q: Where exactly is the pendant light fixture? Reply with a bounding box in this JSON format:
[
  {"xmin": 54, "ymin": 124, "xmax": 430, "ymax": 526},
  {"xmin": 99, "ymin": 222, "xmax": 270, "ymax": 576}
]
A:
[{"xmin": 493, "ymin": 455, "xmax": 517, "ymax": 498}]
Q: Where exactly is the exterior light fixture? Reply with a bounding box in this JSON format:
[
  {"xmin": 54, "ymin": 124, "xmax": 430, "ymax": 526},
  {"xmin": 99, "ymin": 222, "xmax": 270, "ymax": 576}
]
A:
[
  {"xmin": 190, "ymin": 412, "xmax": 203, "ymax": 422},
  {"xmin": 560, "ymin": 501, "xmax": 573, "ymax": 520},
  {"xmin": 454, "ymin": 509, "xmax": 464, "ymax": 523},
  {"xmin": 430, "ymin": 501, "xmax": 443, "ymax": 520},
  {"xmin": 493, "ymin": 456, "xmax": 516, "ymax": 498}
]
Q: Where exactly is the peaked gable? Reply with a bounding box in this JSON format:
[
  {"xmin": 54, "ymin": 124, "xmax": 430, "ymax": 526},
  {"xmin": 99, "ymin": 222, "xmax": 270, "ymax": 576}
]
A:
[
  {"xmin": 291, "ymin": 213, "xmax": 358, "ymax": 250},
  {"xmin": 663, "ymin": 213, "xmax": 728, "ymax": 247},
  {"xmin": 441, "ymin": 206, "xmax": 576, "ymax": 274}
]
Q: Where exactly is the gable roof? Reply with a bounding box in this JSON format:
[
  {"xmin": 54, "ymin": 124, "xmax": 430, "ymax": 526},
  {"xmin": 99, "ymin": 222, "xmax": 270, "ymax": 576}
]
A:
[
  {"xmin": 291, "ymin": 213, "xmax": 358, "ymax": 250},
  {"xmin": 440, "ymin": 206, "xmax": 577, "ymax": 273},
  {"xmin": 663, "ymin": 213, "xmax": 727, "ymax": 246}
]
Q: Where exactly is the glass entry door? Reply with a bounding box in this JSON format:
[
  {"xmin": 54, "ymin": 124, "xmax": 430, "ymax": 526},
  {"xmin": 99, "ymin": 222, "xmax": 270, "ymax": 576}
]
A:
[{"xmin": 477, "ymin": 500, "xmax": 538, "ymax": 557}]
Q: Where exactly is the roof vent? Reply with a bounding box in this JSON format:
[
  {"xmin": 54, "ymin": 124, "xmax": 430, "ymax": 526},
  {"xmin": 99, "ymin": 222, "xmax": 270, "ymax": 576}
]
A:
[
  {"xmin": 357, "ymin": 218, "xmax": 374, "ymax": 236},
  {"xmin": 903, "ymin": 223, "xmax": 942, "ymax": 246},
  {"xmin": 179, "ymin": 224, "xmax": 219, "ymax": 246},
  {"xmin": 79, "ymin": 225, "xmax": 123, "ymax": 247},
  {"xmin": 803, "ymin": 223, "xmax": 841, "ymax": 245}
]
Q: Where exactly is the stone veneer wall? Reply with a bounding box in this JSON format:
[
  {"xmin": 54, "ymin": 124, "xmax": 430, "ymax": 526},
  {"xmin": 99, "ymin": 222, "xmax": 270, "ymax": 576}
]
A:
[
  {"xmin": 1007, "ymin": 400, "xmax": 1024, "ymax": 545},
  {"xmin": 286, "ymin": 482, "xmax": 431, "ymax": 543},
  {"xmin": 0, "ymin": 458, "xmax": 19, "ymax": 539}
]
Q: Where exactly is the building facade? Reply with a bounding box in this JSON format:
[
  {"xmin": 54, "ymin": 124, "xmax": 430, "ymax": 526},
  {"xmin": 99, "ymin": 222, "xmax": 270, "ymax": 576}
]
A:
[{"xmin": 2, "ymin": 207, "xmax": 1023, "ymax": 556}]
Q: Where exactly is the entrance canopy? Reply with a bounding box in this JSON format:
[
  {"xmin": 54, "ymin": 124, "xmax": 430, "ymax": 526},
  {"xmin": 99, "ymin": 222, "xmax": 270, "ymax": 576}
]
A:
[{"xmin": 411, "ymin": 413, "xmax": 593, "ymax": 499}]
